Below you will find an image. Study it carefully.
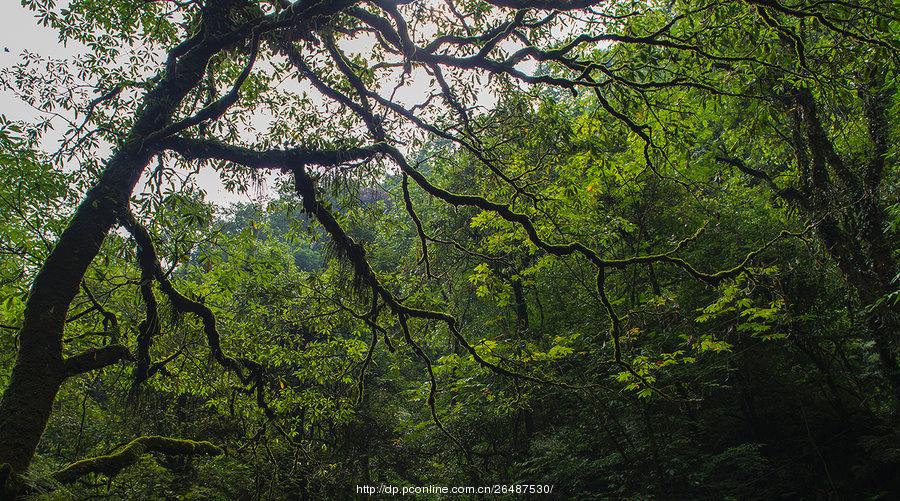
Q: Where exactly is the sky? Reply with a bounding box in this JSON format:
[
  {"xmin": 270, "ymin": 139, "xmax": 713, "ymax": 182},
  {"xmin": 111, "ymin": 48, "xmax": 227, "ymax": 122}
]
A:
[
  {"xmin": 0, "ymin": 1, "xmax": 549, "ymax": 208},
  {"xmin": 0, "ymin": 3, "xmax": 81, "ymax": 119},
  {"xmin": 0, "ymin": 3, "xmax": 258, "ymax": 206}
]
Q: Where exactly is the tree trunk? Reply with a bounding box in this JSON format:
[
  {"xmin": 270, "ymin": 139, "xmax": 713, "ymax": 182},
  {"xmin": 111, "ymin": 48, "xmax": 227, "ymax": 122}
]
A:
[
  {"xmin": 790, "ymin": 85, "xmax": 900, "ymax": 405},
  {"xmin": 815, "ymin": 217, "xmax": 900, "ymax": 404},
  {"xmin": 0, "ymin": 24, "xmax": 221, "ymax": 479},
  {"xmin": 0, "ymin": 158, "xmax": 147, "ymax": 474}
]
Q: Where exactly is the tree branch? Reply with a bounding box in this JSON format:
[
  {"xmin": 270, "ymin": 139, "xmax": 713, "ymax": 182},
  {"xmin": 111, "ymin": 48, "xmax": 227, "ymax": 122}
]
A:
[
  {"xmin": 63, "ymin": 345, "xmax": 134, "ymax": 377},
  {"xmin": 53, "ymin": 436, "xmax": 222, "ymax": 484},
  {"xmin": 159, "ymin": 137, "xmax": 379, "ymax": 170}
]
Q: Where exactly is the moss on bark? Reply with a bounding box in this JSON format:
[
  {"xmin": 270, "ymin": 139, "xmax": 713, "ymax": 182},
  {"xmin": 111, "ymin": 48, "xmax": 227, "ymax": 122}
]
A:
[{"xmin": 53, "ymin": 436, "xmax": 222, "ymax": 484}]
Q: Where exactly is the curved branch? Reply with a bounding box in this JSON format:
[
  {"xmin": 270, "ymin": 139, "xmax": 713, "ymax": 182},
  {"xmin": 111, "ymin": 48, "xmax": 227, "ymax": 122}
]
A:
[
  {"xmin": 53, "ymin": 436, "xmax": 222, "ymax": 484},
  {"xmin": 119, "ymin": 211, "xmax": 247, "ymax": 382}
]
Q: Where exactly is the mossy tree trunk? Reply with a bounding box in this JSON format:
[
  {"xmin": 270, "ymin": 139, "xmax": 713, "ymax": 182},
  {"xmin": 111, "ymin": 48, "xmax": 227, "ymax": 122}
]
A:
[
  {"xmin": 0, "ymin": 7, "xmax": 233, "ymax": 479},
  {"xmin": 0, "ymin": 2, "xmax": 356, "ymax": 485}
]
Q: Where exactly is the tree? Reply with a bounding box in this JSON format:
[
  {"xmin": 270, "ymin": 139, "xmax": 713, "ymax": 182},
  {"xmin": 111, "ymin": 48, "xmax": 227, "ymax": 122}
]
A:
[{"xmin": 0, "ymin": 0, "xmax": 895, "ymax": 495}]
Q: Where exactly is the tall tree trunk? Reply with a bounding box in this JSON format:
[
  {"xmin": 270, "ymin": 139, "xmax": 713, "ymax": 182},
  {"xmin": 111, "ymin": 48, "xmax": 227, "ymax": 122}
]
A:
[
  {"xmin": 791, "ymin": 85, "xmax": 899, "ymax": 404},
  {"xmin": 0, "ymin": 22, "xmax": 222, "ymax": 478}
]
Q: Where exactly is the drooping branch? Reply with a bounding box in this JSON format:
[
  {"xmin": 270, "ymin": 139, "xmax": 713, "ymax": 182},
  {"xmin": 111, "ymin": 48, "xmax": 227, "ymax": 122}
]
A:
[
  {"xmin": 119, "ymin": 211, "xmax": 247, "ymax": 382},
  {"xmin": 401, "ymin": 173, "xmax": 433, "ymax": 279},
  {"xmin": 132, "ymin": 257, "xmax": 160, "ymax": 390},
  {"xmin": 160, "ymin": 132, "xmax": 572, "ymax": 388},
  {"xmin": 157, "ymin": 125, "xmax": 800, "ymax": 393},
  {"xmin": 127, "ymin": 138, "xmax": 383, "ymax": 390},
  {"xmin": 381, "ymin": 141, "xmax": 766, "ymax": 285},
  {"xmin": 290, "ymin": 164, "xmax": 562, "ymax": 386},
  {"xmin": 53, "ymin": 436, "xmax": 222, "ymax": 484},
  {"xmin": 119, "ymin": 211, "xmax": 318, "ymax": 425}
]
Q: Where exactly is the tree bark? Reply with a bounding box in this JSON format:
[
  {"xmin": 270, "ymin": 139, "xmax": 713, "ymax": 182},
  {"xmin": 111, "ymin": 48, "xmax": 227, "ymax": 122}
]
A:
[
  {"xmin": 0, "ymin": 19, "xmax": 224, "ymax": 479},
  {"xmin": 793, "ymin": 85, "xmax": 900, "ymax": 404},
  {"xmin": 0, "ymin": 2, "xmax": 358, "ymax": 483},
  {"xmin": 53, "ymin": 436, "xmax": 222, "ymax": 484}
]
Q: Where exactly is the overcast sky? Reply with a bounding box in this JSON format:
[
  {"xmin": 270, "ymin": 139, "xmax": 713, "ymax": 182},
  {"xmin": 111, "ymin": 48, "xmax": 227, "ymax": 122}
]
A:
[
  {"xmin": 0, "ymin": 2, "xmax": 546, "ymax": 208},
  {"xmin": 1, "ymin": 3, "xmax": 81, "ymax": 120},
  {"xmin": 0, "ymin": 3, "xmax": 262, "ymax": 206}
]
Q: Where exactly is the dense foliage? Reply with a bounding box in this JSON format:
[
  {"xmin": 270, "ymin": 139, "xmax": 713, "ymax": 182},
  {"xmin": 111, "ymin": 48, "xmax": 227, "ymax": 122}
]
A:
[{"xmin": 0, "ymin": 0, "xmax": 897, "ymax": 498}]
